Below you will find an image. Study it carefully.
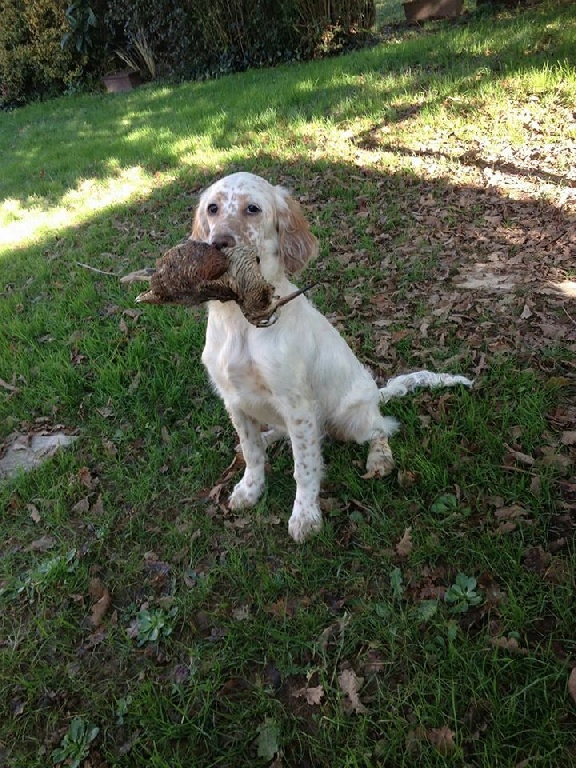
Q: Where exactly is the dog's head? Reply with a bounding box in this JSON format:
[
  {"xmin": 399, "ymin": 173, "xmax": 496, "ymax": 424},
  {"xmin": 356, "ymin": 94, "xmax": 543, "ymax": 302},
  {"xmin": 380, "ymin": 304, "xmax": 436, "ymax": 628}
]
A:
[{"xmin": 191, "ymin": 172, "xmax": 318, "ymax": 283}]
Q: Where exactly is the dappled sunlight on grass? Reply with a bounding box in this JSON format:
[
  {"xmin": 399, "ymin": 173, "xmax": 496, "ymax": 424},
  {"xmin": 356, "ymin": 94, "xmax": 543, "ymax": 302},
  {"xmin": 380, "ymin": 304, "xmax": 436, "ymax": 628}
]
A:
[{"xmin": 0, "ymin": 166, "xmax": 164, "ymax": 254}]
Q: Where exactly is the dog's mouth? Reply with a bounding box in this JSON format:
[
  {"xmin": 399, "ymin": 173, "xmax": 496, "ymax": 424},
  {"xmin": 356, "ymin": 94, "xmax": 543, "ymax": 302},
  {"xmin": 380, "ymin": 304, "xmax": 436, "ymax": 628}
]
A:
[{"xmin": 125, "ymin": 240, "xmax": 316, "ymax": 328}]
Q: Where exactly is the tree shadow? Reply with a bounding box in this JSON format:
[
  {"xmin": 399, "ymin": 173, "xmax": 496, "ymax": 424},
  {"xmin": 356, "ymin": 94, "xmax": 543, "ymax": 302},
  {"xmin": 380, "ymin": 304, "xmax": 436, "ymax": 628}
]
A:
[
  {"xmin": 1, "ymin": 0, "xmax": 572, "ymax": 216},
  {"xmin": 1, "ymin": 142, "xmax": 574, "ymax": 428},
  {"xmin": 355, "ymin": 132, "xmax": 576, "ymax": 188}
]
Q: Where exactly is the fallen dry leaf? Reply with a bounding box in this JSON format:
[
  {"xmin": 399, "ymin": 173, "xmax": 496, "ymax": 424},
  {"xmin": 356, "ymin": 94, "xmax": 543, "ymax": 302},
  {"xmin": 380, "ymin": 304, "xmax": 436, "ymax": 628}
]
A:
[
  {"xmin": 395, "ymin": 526, "xmax": 414, "ymax": 558},
  {"xmin": 0, "ymin": 376, "xmax": 20, "ymax": 393},
  {"xmin": 523, "ymin": 545, "xmax": 551, "ymax": 574},
  {"xmin": 89, "ymin": 588, "xmax": 112, "ymax": 627},
  {"xmin": 397, "ymin": 469, "xmax": 418, "ymax": 488},
  {"xmin": 72, "ymin": 497, "xmax": 90, "ymax": 514},
  {"xmin": 232, "ymin": 605, "xmax": 251, "ymax": 621},
  {"xmin": 406, "ymin": 724, "xmax": 456, "ymax": 755},
  {"xmin": 489, "ymin": 636, "xmax": 528, "ymax": 655},
  {"xmin": 426, "ymin": 726, "xmax": 456, "ymax": 755},
  {"xmin": 561, "ymin": 431, "xmax": 576, "ymax": 446},
  {"xmin": 537, "ymin": 450, "xmax": 572, "ymax": 472},
  {"xmin": 223, "ymin": 516, "xmax": 251, "ymax": 529},
  {"xmin": 10, "ymin": 697, "xmax": 25, "ymax": 717},
  {"xmin": 102, "ymin": 438, "xmax": 117, "ymax": 457},
  {"xmin": 207, "ymin": 483, "xmax": 225, "ymax": 503},
  {"xmin": 196, "ymin": 453, "xmax": 245, "ymax": 503},
  {"xmin": 27, "ymin": 535, "xmax": 56, "ymax": 552},
  {"xmin": 494, "ymin": 520, "xmax": 518, "ymax": 535},
  {"xmin": 0, "ymin": 430, "xmax": 77, "ymax": 479},
  {"xmin": 504, "ymin": 446, "xmax": 535, "ymax": 466},
  {"xmin": 88, "ymin": 577, "xmax": 112, "ymax": 627},
  {"xmin": 292, "ymin": 685, "xmax": 325, "ymax": 705},
  {"xmin": 494, "ymin": 505, "xmax": 529, "ymax": 521},
  {"xmin": 338, "ymin": 667, "xmax": 367, "ymax": 714},
  {"xmin": 78, "ymin": 466, "xmax": 99, "ymax": 490},
  {"xmin": 316, "ymin": 622, "xmax": 339, "ymax": 653},
  {"xmin": 266, "ymin": 595, "xmax": 311, "ymax": 619},
  {"xmin": 568, "ymin": 668, "xmax": 576, "ymax": 705},
  {"xmin": 27, "ymin": 503, "xmax": 41, "ymax": 523}
]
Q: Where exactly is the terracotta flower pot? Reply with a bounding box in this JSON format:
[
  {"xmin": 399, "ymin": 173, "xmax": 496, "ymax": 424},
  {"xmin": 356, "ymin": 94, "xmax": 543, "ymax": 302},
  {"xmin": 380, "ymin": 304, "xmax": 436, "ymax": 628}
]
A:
[
  {"xmin": 403, "ymin": 0, "xmax": 463, "ymax": 22},
  {"xmin": 102, "ymin": 69, "xmax": 142, "ymax": 93}
]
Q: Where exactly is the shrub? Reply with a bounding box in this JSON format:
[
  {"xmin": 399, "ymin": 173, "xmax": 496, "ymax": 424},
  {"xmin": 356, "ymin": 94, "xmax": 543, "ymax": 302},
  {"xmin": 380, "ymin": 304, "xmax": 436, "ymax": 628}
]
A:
[
  {"xmin": 104, "ymin": 0, "xmax": 376, "ymax": 80},
  {"xmin": 0, "ymin": 0, "xmax": 376, "ymax": 106},
  {"xmin": 0, "ymin": 0, "xmax": 84, "ymax": 106}
]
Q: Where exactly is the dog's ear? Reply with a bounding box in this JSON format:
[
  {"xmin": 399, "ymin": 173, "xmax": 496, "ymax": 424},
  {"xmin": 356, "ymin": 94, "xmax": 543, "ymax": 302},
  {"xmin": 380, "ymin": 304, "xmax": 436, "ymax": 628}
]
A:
[
  {"xmin": 275, "ymin": 187, "xmax": 318, "ymax": 274},
  {"xmin": 191, "ymin": 197, "xmax": 209, "ymax": 241}
]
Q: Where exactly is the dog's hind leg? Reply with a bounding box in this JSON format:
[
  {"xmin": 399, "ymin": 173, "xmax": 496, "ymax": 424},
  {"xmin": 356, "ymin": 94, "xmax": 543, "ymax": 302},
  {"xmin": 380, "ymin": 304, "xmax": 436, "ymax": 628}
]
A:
[
  {"xmin": 330, "ymin": 400, "xmax": 399, "ymax": 478},
  {"xmin": 365, "ymin": 425, "xmax": 396, "ymax": 477}
]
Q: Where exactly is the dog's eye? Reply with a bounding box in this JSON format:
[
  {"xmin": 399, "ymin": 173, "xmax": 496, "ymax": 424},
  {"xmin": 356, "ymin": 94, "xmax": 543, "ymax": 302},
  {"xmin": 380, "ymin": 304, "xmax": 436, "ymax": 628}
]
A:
[
  {"xmin": 207, "ymin": 203, "xmax": 218, "ymax": 215},
  {"xmin": 246, "ymin": 204, "xmax": 261, "ymax": 215}
]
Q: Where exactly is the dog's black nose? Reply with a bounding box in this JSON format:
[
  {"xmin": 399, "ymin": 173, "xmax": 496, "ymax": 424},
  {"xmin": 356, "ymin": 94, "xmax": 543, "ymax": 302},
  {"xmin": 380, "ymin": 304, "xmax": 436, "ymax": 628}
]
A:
[{"xmin": 211, "ymin": 234, "xmax": 236, "ymax": 249}]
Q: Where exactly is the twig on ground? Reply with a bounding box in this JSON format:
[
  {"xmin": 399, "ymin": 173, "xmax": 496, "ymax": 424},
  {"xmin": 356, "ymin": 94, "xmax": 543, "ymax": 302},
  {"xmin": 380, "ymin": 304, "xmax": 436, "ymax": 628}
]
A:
[{"xmin": 76, "ymin": 262, "xmax": 119, "ymax": 277}]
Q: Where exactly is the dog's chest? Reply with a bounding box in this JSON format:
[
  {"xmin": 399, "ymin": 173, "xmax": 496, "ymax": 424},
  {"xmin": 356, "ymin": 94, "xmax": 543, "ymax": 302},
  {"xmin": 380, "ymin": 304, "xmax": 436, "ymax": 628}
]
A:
[{"xmin": 202, "ymin": 329, "xmax": 283, "ymax": 425}]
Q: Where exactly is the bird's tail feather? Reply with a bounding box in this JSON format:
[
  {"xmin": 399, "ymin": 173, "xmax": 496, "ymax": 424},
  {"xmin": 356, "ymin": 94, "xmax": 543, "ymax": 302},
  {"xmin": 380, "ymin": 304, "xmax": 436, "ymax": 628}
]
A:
[{"xmin": 379, "ymin": 371, "xmax": 473, "ymax": 402}]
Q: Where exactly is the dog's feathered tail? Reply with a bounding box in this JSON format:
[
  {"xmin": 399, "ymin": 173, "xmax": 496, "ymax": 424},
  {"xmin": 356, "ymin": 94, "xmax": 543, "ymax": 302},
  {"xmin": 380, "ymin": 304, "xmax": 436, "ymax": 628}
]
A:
[{"xmin": 379, "ymin": 371, "xmax": 474, "ymax": 403}]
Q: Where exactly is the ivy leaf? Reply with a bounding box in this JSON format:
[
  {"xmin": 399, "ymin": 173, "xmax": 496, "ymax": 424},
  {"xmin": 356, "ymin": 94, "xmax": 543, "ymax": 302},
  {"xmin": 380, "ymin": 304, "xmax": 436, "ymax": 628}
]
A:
[
  {"xmin": 256, "ymin": 717, "xmax": 280, "ymax": 760},
  {"xmin": 431, "ymin": 494, "xmax": 458, "ymax": 515},
  {"xmin": 417, "ymin": 600, "xmax": 439, "ymax": 622},
  {"xmin": 389, "ymin": 567, "xmax": 404, "ymax": 600}
]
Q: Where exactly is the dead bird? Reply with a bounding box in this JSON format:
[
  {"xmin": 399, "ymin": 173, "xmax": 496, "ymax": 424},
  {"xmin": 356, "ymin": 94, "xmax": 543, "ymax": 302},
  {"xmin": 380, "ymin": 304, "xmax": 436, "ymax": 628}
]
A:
[
  {"xmin": 133, "ymin": 240, "xmax": 278, "ymax": 325},
  {"xmin": 130, "ymin": 240, "xmax": 311, "ymax": 326}
]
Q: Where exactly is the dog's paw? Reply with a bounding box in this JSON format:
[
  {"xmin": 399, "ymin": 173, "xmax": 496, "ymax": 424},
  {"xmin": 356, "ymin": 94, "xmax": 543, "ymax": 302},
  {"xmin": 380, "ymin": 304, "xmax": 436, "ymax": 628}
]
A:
[
  {"xmin": 228, "ymin": 476, "xmax": 263, "ymax": 509},
  {"xmin": 288, "ymin": 502, "xmax": 323, "ymax": 543},
  {"xmin": 364, "ymin": 437, "xmax": 395, "ymax": 478},
  {"xmin": 363, "ymin": 454, "xmax": 395, "ymax": 478}
]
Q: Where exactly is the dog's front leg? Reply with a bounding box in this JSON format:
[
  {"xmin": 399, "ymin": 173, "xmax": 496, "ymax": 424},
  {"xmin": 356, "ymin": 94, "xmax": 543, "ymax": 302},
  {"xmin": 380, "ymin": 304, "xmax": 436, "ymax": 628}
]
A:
[
  {"xmin": 228, "ymin": 409, "xmax": 267, "ymax": 510},
  {"xmin": 284, "ymin": 407, "xmax": 324, "ymax": 543}
]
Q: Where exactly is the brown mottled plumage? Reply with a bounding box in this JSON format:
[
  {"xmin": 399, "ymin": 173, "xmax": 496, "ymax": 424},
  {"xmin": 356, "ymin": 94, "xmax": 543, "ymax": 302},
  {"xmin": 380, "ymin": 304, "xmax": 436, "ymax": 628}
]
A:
[{"xmin": 134, "ymin": 241, "xmax": 277, "ymax": 325}]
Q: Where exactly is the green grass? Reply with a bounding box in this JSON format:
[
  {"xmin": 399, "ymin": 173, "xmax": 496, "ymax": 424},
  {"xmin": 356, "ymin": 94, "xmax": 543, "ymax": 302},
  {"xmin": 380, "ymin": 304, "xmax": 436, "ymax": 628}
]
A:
[{"xmin": 1, "ymin": 2, "xmax": 576, "ymax": 766}]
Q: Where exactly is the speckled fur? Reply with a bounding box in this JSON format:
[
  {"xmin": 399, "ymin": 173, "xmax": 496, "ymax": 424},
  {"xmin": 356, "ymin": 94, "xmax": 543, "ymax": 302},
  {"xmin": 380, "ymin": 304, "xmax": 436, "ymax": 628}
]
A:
[{"xmin": 191, "ymin": 172, "xmax": 399, "ymax": 542}]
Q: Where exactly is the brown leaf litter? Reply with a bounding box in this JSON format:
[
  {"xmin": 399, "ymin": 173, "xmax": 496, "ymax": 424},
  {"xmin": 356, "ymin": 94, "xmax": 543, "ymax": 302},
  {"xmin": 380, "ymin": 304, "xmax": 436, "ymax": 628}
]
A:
[
  {"xmin": 88, "ymin": 578, "xmax": 112, "ymax": 628},
  {"xmin": 338, "ymin": 666, "xmax": 367, "ymax": 714},
  {"xmin": 395, "ymin": 526, "xmax": 414, "ymax": 558},
  {"xmin": 343, "ymin": 98, "xmax": 576, "ymax": 387}
]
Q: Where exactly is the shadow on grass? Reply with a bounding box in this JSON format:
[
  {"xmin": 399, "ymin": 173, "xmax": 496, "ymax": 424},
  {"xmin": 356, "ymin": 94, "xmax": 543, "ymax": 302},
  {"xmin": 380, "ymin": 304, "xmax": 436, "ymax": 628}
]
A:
[
  {"xmin": 1, "ymin": 1, "xmax": 573, "ymax": 213},
  {"xmin": 1, "ymin": 140, "xmax": 575, "ymax": 433},
  {"xmin": 1, "ymin": 151, "xmax": 575, "ymax": 764}
]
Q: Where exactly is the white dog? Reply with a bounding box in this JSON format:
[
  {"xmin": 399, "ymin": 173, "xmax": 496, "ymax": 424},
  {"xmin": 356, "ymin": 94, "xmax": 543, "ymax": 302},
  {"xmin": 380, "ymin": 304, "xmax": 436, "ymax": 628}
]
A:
[{"xmin": 191, "ymin": 172, "xmax": 471, "ymax": 542}]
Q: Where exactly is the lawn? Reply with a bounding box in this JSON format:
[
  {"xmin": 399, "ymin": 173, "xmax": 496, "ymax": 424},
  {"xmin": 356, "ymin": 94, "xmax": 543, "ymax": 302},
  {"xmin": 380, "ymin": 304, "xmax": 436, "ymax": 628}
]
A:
[{"xmin": 1, "ymin": 2, "xmax": 575, "ymax": 766}]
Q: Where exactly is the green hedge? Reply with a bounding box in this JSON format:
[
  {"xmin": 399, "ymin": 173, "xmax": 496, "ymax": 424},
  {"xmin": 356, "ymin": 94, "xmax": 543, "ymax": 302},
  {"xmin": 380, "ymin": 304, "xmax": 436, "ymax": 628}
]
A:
[
  {"xmin": 0, "ymin": 0, "xmax": 111, "ymax": 106},
  {"xmin": 0, "ymin": 0, "xmax": 76, "ymax": 106},
  {"xmin": 104, "ymin": 0, "xmax": 377, "ymax": 80},
  {"xmin": 0, "ymin": 0, "xmax": 376, "ymax": 107}
]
